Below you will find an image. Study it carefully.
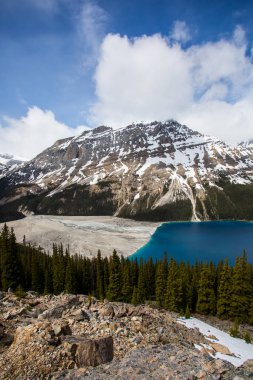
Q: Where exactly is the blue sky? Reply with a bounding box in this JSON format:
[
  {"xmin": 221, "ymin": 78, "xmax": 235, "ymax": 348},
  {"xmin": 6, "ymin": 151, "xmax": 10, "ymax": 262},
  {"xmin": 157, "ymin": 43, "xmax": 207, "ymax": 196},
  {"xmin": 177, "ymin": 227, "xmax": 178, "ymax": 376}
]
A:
[{"xmin": 1, "ymin": 0, "xmax": 253, "ymax": 158}]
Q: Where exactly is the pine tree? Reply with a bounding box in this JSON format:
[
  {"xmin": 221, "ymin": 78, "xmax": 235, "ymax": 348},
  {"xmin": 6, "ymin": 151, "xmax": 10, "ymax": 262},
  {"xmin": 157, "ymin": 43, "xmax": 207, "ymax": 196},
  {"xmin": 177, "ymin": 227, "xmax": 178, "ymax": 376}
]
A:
[
  {"xmin": 135, "ymin": 259, "xmax": 146, "ymax": 304},
  {"xmin": 196, "ymin": 263, "xmax": 216, "ymax": 315},
  {"xmin": 96, "ymin": 250, "xmax": 104, "ymax": 299},
  {"xmin": 217, "ymin": 259, "xmax": 232, "ymax": 320},
  {"xmin": 121, "ymin": 259, "xmax": 133, "ymax": 303},
  {"xmin": 144, "ymin": 257, "xmax": 155, "ymax": 300},
  {"xmin": 65, "ymin": 257, "xmax": 77, "ymax": 294},
  {"xmin": 187, "ymin": 262, "xmax": 200, "ymax": 312},
  {"xmin": 1, "ymin": 226, "xmax": 21, "ymax": 291},
  {"xmin": 31, "ymin": 250, "xmax": 43, "ymax": 293},
  {"xmin": 103, "ymin": 257, "xmax": 110, "ymax": 296},
  {"xmin": 249, "ymin": 299, "xmax": 253, "ymax": 325},
  {"xmin": 131, "ymin": 286, "xmax": 138, "ymax": 305},
  {"xmin": 230, "ymin": 253, "xmax": 252, "ymax": 323},
  {"xmin": 165, "ymin": 258, "xmax": 183, "ymax": 312},
  {"xmin": 155, "ymin": 261, "xmax": 166, "ymax": 307},
  {"xmin": 106, "ymin": 250, "xmax": 122, "ymax": 301},
  {"xmin": 52, "ymin": 244, "xmax": 66, "ymax": 294}
]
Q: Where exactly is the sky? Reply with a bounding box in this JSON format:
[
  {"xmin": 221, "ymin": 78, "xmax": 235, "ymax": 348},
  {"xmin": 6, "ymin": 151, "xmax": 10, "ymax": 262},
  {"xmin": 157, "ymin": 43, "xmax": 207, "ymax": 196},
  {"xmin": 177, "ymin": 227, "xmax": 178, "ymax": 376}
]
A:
[{"xmin": 1, "ymin": 0, "xmax": 253, "ymax": 158}]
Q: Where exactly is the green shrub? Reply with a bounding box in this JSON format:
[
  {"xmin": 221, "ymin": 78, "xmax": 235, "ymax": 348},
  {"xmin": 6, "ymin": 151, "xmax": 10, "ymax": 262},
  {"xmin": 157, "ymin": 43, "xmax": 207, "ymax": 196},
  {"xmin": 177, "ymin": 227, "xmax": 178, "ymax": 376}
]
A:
[
  {"xmin": 244, "ymin": 332, "xmax": 251, "ymax": 344},
  {"xmin": 15, "ymin": 285, "xmax": 26, "ymax": 299},
  {"xmin": 230, "ymin": 320, "xmax": 240, "ymax": 338}
]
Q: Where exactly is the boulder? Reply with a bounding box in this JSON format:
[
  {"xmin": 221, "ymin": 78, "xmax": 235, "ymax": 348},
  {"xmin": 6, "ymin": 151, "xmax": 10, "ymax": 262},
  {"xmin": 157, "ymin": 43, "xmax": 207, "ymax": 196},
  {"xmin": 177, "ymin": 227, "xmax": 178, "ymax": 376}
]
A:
[
  {"xmin": 76, "ymin": 336, "xmax": 113, "ymax": 367},
  {"xmin": 62, "ymin": 335, "xmax": 113, "ymax": 367},
  {"xmin": 26, "ymin": 290, "xmax": 39, "ymax": 297},
  {"xmin": 99, "ymin": 305, "xmax": 114, "ymax": 319},
  {"xmin": 114, "ymin": 304, "xmax": 128, "ymax": 318},
  {"xmin": 69, "ymin": 309, "xmax": 90, "ymax": 322},
  {"xmin": 39, "ymin": 297, "xmax": 81, "ymax": 319},
  {"xmin": 52, "ymin": 322, "xmax": 72, "ymax": 336},
  {"xmin": 0, "ymin": 291, "xmax": 4, "ymax": 300},
  {"xmin": 210, "ymin": 342, "xmax": 232, "ymax": 356},
  {"xmin": 62, "ymin": 336, "xmax": 85, "ymax": 359}
]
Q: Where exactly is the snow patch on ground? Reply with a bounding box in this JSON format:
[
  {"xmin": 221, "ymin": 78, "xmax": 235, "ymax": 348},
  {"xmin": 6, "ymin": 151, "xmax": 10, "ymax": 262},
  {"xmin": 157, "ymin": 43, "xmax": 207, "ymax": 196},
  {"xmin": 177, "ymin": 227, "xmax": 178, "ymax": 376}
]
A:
[{"xmin": 177, "ymin": 317, "xmax": 253, "ymax": 367}]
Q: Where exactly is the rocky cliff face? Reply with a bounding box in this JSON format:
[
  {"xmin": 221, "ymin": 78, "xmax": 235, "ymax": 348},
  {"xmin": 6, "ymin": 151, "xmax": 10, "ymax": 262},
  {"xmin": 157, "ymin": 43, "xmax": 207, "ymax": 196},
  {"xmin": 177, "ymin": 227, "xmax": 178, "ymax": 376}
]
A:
[
  {"xmin": 1, "ymin": 120, "xmax": 253, "ymax": 221},
  {"xmin": 0, "ymin": 292, "xmax": 252, "ymax": 379}
]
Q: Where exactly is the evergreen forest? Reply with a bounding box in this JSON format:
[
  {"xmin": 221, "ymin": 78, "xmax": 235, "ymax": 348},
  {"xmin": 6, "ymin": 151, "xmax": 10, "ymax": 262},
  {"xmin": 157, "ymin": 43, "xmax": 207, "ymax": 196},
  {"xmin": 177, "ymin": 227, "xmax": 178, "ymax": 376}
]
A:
[{"xmin": 0, "ymin": 224, "xmax": 253, "ymax": 324}]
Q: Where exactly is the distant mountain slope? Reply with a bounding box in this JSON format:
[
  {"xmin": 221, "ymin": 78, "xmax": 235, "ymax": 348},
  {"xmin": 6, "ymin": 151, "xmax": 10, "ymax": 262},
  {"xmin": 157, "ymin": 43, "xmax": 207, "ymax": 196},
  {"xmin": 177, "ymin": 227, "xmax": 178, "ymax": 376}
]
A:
[
  {"xmin": 1, "ymin": 120, "xmax": 253, "ymax": 222},
  {"xmin": 0, "ymin": 153, "xmax": 25, "ymax": 173}
]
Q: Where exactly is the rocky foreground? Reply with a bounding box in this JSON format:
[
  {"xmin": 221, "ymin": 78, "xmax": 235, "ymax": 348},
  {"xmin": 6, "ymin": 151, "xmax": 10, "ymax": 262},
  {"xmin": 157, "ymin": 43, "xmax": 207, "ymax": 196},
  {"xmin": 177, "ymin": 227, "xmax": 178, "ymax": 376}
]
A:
[{"xmin": 0, "ymin": 292, "xmax": 252, "ymax": 380}]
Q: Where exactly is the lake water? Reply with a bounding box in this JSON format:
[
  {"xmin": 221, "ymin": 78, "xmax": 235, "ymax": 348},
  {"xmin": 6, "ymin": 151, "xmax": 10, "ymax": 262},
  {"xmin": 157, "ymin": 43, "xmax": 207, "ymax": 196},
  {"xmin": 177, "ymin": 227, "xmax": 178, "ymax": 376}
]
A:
[{"xmin": 131, "ymin": 221, "xmax": 253, "ymax": 264}]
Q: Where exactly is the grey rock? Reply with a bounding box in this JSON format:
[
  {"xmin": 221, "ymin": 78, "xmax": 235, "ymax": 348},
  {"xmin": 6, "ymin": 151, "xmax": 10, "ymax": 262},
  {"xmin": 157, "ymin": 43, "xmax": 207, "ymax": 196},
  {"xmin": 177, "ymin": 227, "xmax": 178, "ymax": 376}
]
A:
[
  {"xmin": 52, "ymin": 322, "xmax": 72, "ymax": 337},
  {"xmin": 70, "ymin": 309, "xmax": 90, "ymax": 322},
  {"xmin": 99, "ymin": 305, "xmax": 114, "ymax": 319},
  {"xmin": 222, "ymin": 359, "xmax": 253, "ymax": 379},
  {"xmin": 61, "ymin": 335, "xmax": 113, "ymax": 367},
  {"xmin": 26, "ymin": 290, "xmax": 39, "ymax": 297},
  {"xmin": 39, "ymin": 296, "xmax": 81, "ymax": 319},
  {"xmin": 75, "ymin": 336, "xmax": 113, "ymax": 367}
]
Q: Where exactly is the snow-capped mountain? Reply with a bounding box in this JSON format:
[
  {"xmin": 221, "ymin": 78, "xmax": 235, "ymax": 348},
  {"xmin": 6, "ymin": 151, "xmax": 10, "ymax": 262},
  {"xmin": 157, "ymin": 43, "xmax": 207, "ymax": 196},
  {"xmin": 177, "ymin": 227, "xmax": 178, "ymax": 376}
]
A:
[
  {"xmin": 1, "ymin": 120, "xmax": 253, "ymax": 222},
  {"xmin": 0, "ymin": 154, "xmax": 26, "ymax": 173},
  {"xmin": 239, "ymin": 139, "xmax": 253, "ymax": 149}
]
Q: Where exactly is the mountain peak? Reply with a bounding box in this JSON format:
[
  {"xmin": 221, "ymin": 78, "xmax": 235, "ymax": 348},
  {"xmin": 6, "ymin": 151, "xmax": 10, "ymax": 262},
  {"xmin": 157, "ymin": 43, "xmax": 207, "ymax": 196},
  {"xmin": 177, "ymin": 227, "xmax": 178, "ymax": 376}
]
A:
[
  {"xmin": 1, "ymin": 120, "xmax": 253, "ymax": 222},
  {"xmin": 239, "ymin": 139, "xmax": 253, "ymax": 148}
]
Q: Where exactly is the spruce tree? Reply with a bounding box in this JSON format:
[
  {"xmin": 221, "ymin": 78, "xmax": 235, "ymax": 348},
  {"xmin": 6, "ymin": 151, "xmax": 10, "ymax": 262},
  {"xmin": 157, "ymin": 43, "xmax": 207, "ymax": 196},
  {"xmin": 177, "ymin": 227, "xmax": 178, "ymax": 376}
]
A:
[
  {"xmin": 230, "ymin": 253, "xmax": 252, "ymax": 323},
  {"xmin": 65, "ymin": 257, "xmax": 77, "ymax": 294},
  {"xmin": 122, "ymin": 259, "xmax": 133, "ymax": 303},
  {"xmin": 1, "ymin": 226, "xmax": 21, "ymax": 291},
  {"xmin": 144, "ymin": 257, "xmax": 155, "ymax": 300},
  {"xmin": 131, "ymin": 286, "xmax": 138, "ymax": 305},
  {"xmin": 217, "ymin": 259, "xmax": 232, "ymax": 320},
  {"xmin": 96, "ymin": 250, "xmax": 104, "ymax": 299},
  {"xmin": 196, "ymin": 263, "xmax": 216, "ymax": 315},
  {"xmin": 155, "ymin": 261, "xmax": 166, "ymax": 307},
  {"xmin": 165, "ymin": 258, "xmax": 183, "ymax": 312},
  {"xmin": 188, "ymin": 262, "xmax": 200, "ymax": 312},
  {"xmin": 106, "ymin": 250, "xmax": 122, "ymax": 301},
  {"xmin": 135, "ymin": 259, "xmax": 146, "ymax": 304}
]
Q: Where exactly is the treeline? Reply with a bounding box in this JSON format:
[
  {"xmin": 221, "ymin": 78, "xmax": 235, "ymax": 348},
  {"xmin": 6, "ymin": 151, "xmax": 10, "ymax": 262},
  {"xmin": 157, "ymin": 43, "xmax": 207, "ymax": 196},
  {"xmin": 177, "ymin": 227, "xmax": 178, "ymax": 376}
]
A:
[{"xmin": 0, "ymin": 224, "xmax": 253, "ymax": 324}]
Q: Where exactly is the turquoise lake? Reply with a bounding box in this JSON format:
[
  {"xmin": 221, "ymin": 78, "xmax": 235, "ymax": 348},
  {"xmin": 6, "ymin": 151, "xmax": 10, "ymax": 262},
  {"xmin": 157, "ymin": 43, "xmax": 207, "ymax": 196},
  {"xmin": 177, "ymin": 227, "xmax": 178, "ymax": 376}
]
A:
[{"xmin": 131, "ymin": 221, "xmax": 253, "ymax": 264}]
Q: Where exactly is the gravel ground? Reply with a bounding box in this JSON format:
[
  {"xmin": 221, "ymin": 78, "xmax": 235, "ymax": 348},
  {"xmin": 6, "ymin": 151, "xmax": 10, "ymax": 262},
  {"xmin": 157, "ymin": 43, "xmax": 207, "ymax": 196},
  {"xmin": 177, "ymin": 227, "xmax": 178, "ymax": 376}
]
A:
[{"xmin": 0, "ymin": 215, "xmax": 158, "ymax": 257}]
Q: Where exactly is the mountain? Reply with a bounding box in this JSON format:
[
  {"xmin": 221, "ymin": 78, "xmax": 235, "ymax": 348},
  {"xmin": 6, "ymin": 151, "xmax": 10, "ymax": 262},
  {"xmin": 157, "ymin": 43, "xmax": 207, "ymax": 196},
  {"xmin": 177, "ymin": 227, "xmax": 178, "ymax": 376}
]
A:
[
  {"xmin": 1, "ymin": 120, "xmax": 253, "ymax": 222},
  {"xmin": 239, "ymin": 139, "xmax": 253, "ymax": 149},
  {"xmin": 0, "ymin": 154, "xmax": 25, "ymax": 173}
]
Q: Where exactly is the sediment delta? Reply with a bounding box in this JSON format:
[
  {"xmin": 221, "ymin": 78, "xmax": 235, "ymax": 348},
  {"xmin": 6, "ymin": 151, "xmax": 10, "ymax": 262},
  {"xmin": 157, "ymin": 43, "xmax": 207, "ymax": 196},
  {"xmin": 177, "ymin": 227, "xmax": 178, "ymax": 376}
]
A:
[{"xmin": 0, "ymin": 215, "xmax": 158, "ymax": 257}]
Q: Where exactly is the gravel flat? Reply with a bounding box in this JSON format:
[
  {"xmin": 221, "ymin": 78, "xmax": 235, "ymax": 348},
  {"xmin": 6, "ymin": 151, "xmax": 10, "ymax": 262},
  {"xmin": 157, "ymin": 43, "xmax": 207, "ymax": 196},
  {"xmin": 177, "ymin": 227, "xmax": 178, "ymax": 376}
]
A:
[{"xmin": 0, "ymin": 215, "xmax": 158, "ymax": 257}]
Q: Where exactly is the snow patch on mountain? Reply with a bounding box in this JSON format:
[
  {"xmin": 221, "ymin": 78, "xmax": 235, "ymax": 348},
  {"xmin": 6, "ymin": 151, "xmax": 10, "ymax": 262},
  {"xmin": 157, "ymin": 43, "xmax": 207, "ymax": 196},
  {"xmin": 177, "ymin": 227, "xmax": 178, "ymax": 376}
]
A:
[{"xmin": 1, "ymin": 120, "xmax": 253, "ymax": 220}]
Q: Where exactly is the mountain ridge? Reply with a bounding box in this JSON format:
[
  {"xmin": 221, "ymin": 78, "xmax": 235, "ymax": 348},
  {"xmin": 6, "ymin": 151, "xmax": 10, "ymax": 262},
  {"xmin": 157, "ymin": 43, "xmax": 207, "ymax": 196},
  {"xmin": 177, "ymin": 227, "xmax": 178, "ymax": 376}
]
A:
[{"xmin": 1, "ymin": 120, "xmax": 253, "ymax": 222}]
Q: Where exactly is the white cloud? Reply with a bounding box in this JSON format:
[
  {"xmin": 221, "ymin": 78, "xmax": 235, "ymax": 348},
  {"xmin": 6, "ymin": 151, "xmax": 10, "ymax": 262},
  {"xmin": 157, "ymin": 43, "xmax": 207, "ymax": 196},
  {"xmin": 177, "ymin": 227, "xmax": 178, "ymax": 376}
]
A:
[
  {"xmin": 169, "ymin": 20, "xmax": 191, "ymax": 43},
  {"xmin": 90, "ymin": 26, "xmax": 253, "ymax": 143},
  {"xmin": 79, "ymin": 0, "xmax": 108, "ymax": 67},
  {"xmin": 0, "ymin": 107, "xmax": 88, "ymax": 159},
  {"xmin": 92, "ymin": 34, "xmax": 193, "ymax": 126},
  {"xmin": 233, "ymin": 25, "xmax": 246, "ymax": 47},
  {"xmin": 24, "ymin": 0, "xmax": 59, "ymax": 12}
]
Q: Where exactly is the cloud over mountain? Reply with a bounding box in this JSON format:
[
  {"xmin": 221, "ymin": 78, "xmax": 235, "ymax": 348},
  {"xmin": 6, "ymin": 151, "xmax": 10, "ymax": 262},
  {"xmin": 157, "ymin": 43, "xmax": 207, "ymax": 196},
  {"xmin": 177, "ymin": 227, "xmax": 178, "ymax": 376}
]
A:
[
  {"xmin": 0, "ymin": 107, "xmax": 88, "ymax": 159},
  {"xmin": 91, "ymin": 26, "xmax": 253, "ymax": 143}
]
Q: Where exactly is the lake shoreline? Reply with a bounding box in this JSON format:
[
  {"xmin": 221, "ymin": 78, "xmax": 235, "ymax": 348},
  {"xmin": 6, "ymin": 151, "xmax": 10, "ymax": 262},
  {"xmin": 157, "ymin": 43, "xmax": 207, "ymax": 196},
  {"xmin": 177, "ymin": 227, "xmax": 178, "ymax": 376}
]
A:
[{"xmin": 131, "ymin": 220, "xmax": 253, "ymax": 264}]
